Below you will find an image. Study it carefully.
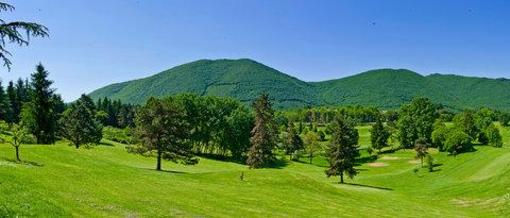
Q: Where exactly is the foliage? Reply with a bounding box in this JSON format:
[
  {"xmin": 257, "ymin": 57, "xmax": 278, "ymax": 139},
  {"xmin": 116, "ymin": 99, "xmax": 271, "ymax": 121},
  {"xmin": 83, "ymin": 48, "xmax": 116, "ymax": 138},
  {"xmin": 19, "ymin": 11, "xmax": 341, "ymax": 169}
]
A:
[
  {"xmin": 303, "ymin": 131, "xmax": 319, "ymax": 164},
  {"xmin": 247, "ymin": 93, "xmax": 278, "ymax": 168},
  {"xmin": 0, "ymin": 1, "xmax": 49, "ymax": 70},
  {"xmin": 283, "ymin": 122, "xmax": 304, "ymax": 160},
  {"xmin": 129, "ymin": 97, "xmax": 197, "ymax": 170},
  {"xmin": 370, "ymin": 114, "xmax": 390, "ymax": 152},
  {"xmin": 24, "ymin": 64, "xmax": 57, "ymax": 144},
  {"xmin": 431, "ymin": 121, "xmax": 448, "ymax": 151},
  {"xmin": 102, "ymin": 126, "xmax": 136, "ymax": 144},
  {"xmin": 414, "ymin": 138, "xmax": 429, "ymax": 167},
  {"xmin": 3, "ymin": 123, "xmax": 32, "ymax": 161},
  {"xmin": 90, "ymin": 59, "xmax": 510, "ymax": 110},
  {"xmin": 325, "ymin": 115, "xmax": 360, "ymax": 183},
  {"xmin": 59, "ymin": 95, "xmax": 103, "ymax": 148},
  {"xmin": 444, "ymin": 128, "xmax": 472, "ymax": 155},
  {"xmin": 453, "ymin": 111, "xmax": 479, "ymax": 140},
  {"xmin": 485, "ymin": 124, "xmax": 503, "ymax": 148},
  {"xmin": 397, "ymin": 97, "xmax": 437, "ymax": 148}
]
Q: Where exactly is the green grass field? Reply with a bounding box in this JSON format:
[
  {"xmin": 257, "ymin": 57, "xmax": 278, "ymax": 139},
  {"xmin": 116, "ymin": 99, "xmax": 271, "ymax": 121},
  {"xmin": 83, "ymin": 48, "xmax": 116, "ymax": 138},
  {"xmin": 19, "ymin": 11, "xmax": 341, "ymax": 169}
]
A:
[{"xmin": 1, "ymin": 125, "xmax": 510, "ymax": 217}]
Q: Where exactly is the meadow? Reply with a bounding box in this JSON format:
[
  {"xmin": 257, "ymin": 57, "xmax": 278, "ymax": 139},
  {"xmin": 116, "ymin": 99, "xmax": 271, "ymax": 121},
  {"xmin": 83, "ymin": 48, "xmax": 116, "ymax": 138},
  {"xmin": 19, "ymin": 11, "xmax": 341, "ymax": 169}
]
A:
[{"xmin": 1, "ymin": 124, "xmax": 509, "ymax": 217}]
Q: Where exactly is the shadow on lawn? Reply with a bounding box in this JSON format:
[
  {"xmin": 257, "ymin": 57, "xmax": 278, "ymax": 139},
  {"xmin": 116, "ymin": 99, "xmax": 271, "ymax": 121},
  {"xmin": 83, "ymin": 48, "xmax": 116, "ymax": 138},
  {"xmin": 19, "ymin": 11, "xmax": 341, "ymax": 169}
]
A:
[
  {"xmin": 148, "ymin": 168, "xmax": 188, "ymax": 174},
  {"xmin": 1, "ymin": 158, "xmax": 44, "ymax": 167},
  {"xmin": 339, "ymin": 182, "xmax": 393, "ymax": 191}
]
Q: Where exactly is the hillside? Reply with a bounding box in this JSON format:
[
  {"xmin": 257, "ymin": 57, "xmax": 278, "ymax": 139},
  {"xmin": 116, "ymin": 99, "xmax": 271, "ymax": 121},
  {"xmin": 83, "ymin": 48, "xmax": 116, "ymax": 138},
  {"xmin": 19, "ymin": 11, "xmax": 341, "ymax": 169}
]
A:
[
  {"xmin": 1, "ymin": 126, "xmax": 510, "ymax": 217},
  {"xmin": 89, "ymin": 59, "xmax": 510, "ymax": 110}
]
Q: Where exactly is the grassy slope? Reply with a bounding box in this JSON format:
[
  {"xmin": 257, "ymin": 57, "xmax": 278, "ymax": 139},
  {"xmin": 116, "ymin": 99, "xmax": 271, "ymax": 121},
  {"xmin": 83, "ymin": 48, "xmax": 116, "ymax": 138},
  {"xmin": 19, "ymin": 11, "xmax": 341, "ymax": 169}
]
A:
[
  {"xmin": 1, "ymin": 127, "xmax": 510, "ymax": 217},
  {"xmin": 89, "ymin": 59, "xmax": 510, "ymax": 110}
]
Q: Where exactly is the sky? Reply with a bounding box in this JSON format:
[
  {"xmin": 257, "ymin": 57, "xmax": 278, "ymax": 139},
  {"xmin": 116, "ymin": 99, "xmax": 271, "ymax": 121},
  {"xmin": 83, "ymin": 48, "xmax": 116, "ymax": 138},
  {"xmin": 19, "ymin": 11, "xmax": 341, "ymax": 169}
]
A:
[{"xmin": 1, "ymin": 0, "xmax": 509, "ymax": 101}]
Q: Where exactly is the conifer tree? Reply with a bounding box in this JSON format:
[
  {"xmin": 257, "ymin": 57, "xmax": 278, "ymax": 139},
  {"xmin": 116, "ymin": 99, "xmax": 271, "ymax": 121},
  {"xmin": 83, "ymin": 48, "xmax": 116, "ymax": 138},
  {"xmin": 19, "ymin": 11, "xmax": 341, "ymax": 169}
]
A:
[
  {"xmin": 26, "ymin": 64, "xmax": 57, "ymax": 144},
  {"xmin": 247, "ymin": 93, "xmax": 278, "ymax": 168},
  {"xmin": 60, "ymin": 94, "xmax": 103, "ymax": 148},
  {"xmin": 325, "ymin": 115, "xmax": 360, "ymax": 183}
]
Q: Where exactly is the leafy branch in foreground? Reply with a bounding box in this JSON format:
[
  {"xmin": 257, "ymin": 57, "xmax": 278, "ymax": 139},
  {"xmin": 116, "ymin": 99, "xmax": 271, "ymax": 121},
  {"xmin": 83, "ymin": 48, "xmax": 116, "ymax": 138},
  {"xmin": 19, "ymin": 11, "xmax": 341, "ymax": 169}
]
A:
[{"xmin": 0, "ymin": 1, "xmax": 49, "ymax": 70}]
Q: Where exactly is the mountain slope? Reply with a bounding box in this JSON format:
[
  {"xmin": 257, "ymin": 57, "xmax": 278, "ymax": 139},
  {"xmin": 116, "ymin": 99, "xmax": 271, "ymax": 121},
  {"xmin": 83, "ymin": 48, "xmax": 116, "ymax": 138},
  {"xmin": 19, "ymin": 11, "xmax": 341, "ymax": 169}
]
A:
[
  {"xmin": 90, "ymin": 59, "xmax": 316, "ymax": 108},
  {"xmin": 89, "ymin": 59, "xmax": 510, "ymax": 110}
]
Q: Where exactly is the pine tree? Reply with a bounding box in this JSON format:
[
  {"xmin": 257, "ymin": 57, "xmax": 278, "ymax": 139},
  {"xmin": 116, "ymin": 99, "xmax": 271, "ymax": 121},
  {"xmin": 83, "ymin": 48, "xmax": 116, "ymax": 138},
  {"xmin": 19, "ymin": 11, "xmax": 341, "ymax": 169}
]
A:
[
  {"xmin": 27, "ymin": 64, "xmax": 57, "ymax": 144},
  {"xmin": 6, "ymin": 81, "xmax": 17, "ymax": 123},
  {"xmin": 0, "ymin": 81, "xmax": 9, "ymax": 121},
  {"xmin": 247, "ymin": 93, "xmax": 278, "ymax": 168},
  {"xmin": 60, "ymin": 94, "xmax": 103, "ymax": 148},
  {"xmin": 325, "ymin": 115, "xmax": 360, "ymax": 183}
]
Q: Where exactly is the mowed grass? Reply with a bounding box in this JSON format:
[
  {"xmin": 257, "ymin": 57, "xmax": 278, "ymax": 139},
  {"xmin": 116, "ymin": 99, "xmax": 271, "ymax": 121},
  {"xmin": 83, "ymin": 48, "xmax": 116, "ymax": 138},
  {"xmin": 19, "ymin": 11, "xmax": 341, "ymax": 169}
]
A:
[{"xmin": 1, "ymin": 125, "xmax": 510, "ymax": 217}]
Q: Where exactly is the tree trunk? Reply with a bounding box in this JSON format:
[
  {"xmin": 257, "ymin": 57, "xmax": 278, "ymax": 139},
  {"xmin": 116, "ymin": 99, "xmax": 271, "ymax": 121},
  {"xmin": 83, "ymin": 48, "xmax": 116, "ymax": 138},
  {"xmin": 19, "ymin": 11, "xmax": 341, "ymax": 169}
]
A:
[
  {"xmin": 156, "ymin": 150, "xmax": 162, "ymax": 171},
  {"xmin": 15, "ymin": 146, "xmax": 20, "ymax": 162},
  {"xmin": 309, "ymin": 154, "xmax": 313, "ymax": 164},
  {"xmin": 75, "ymin": 143, "xmax": 80, "ymax": 149},
  {"xmin": 340, "ymin": 172, "xmax": 344, "ymax": 183}
]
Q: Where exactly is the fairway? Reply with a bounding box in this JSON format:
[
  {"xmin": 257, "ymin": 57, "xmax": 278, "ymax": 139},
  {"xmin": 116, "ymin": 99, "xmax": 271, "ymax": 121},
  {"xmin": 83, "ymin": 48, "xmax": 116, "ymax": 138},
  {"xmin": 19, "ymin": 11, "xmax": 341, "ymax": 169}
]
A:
[{"xmin": 1, "ymin": 125, "xmax": 510, "ymax": 217}]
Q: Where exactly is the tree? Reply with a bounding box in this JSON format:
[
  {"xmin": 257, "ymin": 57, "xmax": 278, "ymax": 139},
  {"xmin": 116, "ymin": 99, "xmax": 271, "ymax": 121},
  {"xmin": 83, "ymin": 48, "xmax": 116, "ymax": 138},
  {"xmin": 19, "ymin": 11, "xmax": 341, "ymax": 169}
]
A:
[
  {"xmin": 129, "ymin": 97, "xmax": 197, "ymax": 171},
  {"xmin": 498, "ymin": 112, "xmax": 510, "ymax": 127},
  {"xmin": 453, "ymin": 111, "xmax": 478, "ymax": 140},
  {"xmin": 247, "ymin": 93, "xmax": 278, "ymax": 168},
  {"xmin": 431, "ymin": 121, "xmax": 448, "ymax": 151},
  {"xmin": 222, "ymin": 106, "xmax": 254, "ymax": 161},
  {"xmin": 283, "ymin": 122, "xmax": 304, "ymax": 160},
  {"xmin": 2, "ymin": 123, "xmax": 32, "ymax": 162},
  {"xmin": 0, "ymin": 80, "xmax": 10, "ymax": 121},
  {"xmin": 414, "ymin": 138, "xmax": 428, "ymax": 167},
  {"xmin": 325, "ymin": 115, "xmax": 360, "ymax": 183},
  {"xmin": 445, "ymin": 128, "xmax": 472, "ymax": 155},
  {"xmin": 59, "ymin": 95, "xmax": 103, "ymax": 148},
  {"xmin": 485, "ymin": 124, "xmax": 503, "ymax": 148},
  {"xmin": 0, "ymin": 2, "xmax": 49, "ymax": 70},
  {"xmin": 304, "ymin": 131, "xmax": 319, "ymax": 164},
  {"xmin": 397, "ymin": 97, "xmax": 437, "ymax": 148},
  {"xmin": 25, "ymin": 64, "xmax": 57, "ymax": 144},
  {"xmin": 370, "ymin": 115, "xmax": 390, "ymax": 152},
  {"xmin": 6, "ymin": 81, "xmax": 17, "ymax": 123}
]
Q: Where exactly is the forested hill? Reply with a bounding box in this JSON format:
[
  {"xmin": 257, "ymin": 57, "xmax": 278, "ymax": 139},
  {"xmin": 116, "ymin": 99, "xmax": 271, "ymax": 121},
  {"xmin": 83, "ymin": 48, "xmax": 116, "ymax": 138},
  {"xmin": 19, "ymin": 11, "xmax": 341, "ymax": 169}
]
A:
[{"xmin": 88, "ymin": 59, "xmax": 510, "ymax": 110}]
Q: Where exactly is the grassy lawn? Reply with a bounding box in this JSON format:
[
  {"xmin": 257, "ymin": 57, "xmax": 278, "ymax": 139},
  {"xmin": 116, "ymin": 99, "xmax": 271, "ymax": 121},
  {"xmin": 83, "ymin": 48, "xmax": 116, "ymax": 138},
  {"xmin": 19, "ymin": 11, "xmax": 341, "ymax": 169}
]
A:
[{"xmin": 1, "ymin": 125, "xmax": 510, "ymax": 217}]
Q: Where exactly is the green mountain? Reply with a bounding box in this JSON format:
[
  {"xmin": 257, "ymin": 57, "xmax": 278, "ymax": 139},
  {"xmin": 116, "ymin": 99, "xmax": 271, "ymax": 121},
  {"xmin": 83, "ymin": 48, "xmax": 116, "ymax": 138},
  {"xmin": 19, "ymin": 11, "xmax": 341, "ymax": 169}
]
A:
[{"xmin": 89, "ymin": 59, "xmax": 510, "ymax": 110}]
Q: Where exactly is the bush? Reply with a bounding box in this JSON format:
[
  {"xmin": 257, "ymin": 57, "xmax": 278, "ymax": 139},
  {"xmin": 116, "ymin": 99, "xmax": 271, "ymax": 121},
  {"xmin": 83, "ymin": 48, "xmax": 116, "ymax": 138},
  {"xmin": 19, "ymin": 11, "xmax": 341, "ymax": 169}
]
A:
[
  {"xmin": 444, "ymin": 128, "xmax": 472, "ymax": 155},
  {"xmin": 485, "ymin": 124, "xmax": 503, "ymax": 148},
  {"xmin": 426, "ymin": 155, "xmax": 434, "ymax": 172},
  {"xmin": 103, "ymin": 127, "xmax": 137, "ymax": 144},
  {"xmin": 431, "ymin": 123, "xmax": 448, "ymax": 151}
]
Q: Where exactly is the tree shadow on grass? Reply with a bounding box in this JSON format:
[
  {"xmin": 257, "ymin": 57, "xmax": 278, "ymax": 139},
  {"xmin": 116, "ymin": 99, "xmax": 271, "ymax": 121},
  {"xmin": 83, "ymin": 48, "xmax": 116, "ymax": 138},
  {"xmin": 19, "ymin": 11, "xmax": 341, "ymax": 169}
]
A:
[
  {"xmin": 98, "ymin": 141, "xmax": 115, "ymax": 147},
  {"xmin": 148, "ymin": 168, "xmax": 188, "ymax": 174},
  {"xmin": 337, "ymin": 182, "xmax": 393, "ymax": 191},
  {"xmin": 1, "ymin": 158, "xmax": 44, "ymax": 167},
  {"xmin": 266, "ymin": 158, "xmax": 289, "ymax": 169},
  {"xmin": 356, "ymin": 155, "xmax": 377, "ymax": 166}
]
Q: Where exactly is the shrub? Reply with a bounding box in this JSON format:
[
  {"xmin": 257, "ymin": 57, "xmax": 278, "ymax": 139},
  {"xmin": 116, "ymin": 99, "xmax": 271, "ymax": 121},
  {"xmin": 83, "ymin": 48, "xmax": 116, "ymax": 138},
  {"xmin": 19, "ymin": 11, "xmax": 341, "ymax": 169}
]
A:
[
  {"xmin": 485, "ymin": 124, "xmax": 503, "ymax": 148},
  {"xmin": 103, "ymin": 127, "xmax": 137, "ymax": 144}
]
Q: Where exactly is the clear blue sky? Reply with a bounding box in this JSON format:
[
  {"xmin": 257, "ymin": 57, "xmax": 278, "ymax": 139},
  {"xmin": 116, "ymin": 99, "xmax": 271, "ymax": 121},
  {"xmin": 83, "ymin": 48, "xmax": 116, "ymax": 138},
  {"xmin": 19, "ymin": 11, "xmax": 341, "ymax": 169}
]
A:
[{"xmin": 1, "ymin": 0, "xmax": 509, "ymax": 101}]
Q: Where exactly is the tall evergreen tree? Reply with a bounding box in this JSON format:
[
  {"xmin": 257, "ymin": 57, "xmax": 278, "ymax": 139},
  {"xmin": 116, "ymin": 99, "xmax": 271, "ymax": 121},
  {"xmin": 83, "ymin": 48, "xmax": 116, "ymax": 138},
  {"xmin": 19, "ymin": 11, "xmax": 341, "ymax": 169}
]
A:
[
  {"xmin": 6, "ymin": 81, "xmax": 17, "ymax": 123},
  {"xmin": 27, "ymin": 64, "xmax": 57, "ymax": 144},
  {"xmin": 247, "ymin": 93, "xmax": 278, "ymax": 168},
  {"xmin": 325, "ymin": 115, "xmax": 360, "ymax": 183},
  {"xmin": 0, "ymin": 81, "xmax": 7, "ymax": 120}
]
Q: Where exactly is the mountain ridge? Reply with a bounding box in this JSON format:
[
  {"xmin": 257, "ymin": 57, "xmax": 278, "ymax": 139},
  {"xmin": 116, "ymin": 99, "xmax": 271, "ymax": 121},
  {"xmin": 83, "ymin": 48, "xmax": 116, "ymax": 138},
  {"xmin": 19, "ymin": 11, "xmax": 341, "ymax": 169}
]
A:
[{"xmin": 89, "ymin": 58, "xmax": 510, "ymax": 110}]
